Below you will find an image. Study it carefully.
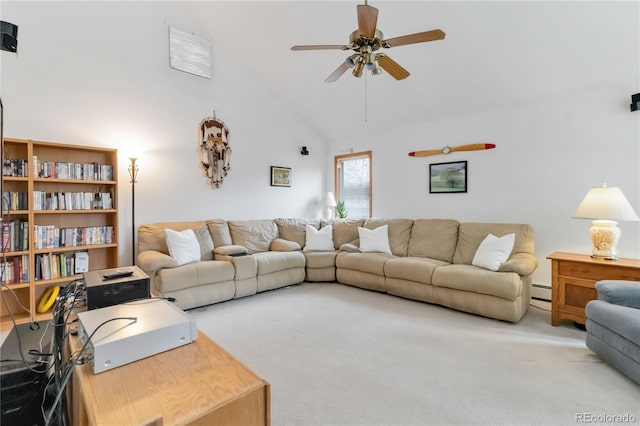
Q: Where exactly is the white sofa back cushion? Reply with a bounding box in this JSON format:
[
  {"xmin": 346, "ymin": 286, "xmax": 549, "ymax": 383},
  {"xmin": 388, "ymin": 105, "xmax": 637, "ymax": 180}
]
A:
[
  {"xmin": 472, "ymin": 233, "xmax": 515, "ymax": 271},
  {"xmin": 166, "ymin": 229, "xmax": 201, "ymax": 266},
  {"xmin": 304, "ymin": 225, "xmax": 334, "ymax": 251},
  {"xmin": 358, "ymin": 225, "xmax": 392, "ymax": 254}
]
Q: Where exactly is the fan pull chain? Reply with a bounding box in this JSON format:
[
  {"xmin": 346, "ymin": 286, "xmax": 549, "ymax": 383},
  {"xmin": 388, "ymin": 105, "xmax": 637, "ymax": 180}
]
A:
[{"xmin": 364, "ymin": 73, "xmax": 368, "ymax": 122}]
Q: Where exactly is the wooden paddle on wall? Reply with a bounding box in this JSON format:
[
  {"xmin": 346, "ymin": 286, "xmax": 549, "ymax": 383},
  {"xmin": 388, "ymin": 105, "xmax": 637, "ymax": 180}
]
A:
[{"xmin": 409, "ymin": 143, "xmax": 496, "ymax": 157}]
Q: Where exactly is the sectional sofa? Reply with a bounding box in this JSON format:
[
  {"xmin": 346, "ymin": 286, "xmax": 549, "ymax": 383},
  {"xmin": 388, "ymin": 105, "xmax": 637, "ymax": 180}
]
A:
[{"xmin": 137, "ymin": 218, "xmax": 537, "ymax": 323}]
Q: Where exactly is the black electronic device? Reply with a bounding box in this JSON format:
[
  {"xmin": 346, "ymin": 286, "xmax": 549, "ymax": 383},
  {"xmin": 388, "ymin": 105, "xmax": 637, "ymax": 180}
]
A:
[
  {"xmin": 83, "ymin": 265, "xmax": 150, "ymax": 310},
  {"xmin": 102, "ymin": 270, "xmax": 134, "ymax": 281},
  {"xmin": 631, "ymin": 93, "xmax": 640, "ymax": 112},
  {"xmin": 1, "ymin": 322, "xmax": 52, "ymax": 426},
  {"xmin": 0, "ymin": 21, "xmax": 18, "ymax": 53}
]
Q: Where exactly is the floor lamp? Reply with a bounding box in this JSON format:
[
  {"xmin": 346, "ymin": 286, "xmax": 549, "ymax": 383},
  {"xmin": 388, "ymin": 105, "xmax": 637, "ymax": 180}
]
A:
[{"xmin": 128, "ymin": 157, "xmax": 139, "ymax": 265}]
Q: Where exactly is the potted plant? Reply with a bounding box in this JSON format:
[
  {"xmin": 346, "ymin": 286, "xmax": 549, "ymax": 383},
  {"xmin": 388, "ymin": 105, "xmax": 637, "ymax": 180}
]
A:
[{"xmin": 336, "ymin": 201, "xmax": 348, "ymax": 219}]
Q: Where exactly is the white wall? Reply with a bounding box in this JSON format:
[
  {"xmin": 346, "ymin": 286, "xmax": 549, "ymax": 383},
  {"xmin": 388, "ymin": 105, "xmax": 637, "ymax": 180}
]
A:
[
  {"xmin": 1, "ymin": 1, "xmax": 328, "ymax": 265},
  {"xmin": 327, "ymin": 1, "xmax": 640, "ymax": 287},
  {"xmin": 1, "ymin": 1, "xmax": 638, "ymax": 288}
]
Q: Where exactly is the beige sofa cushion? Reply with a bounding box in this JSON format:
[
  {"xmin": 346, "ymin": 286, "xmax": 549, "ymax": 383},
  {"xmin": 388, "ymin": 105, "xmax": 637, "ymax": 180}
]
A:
[
  {"xmin": 408, "ymin": 219, "xmax": 460, "ymax": 263},
  {"xmin": 270, "ymin": 238, "xmax": 302, "ymax": 252},
  {"xmin": 156, "ymin": 260, "xmax": 235, "ymax": 293},
  {"xmin": 138, "ymin": 221, "xmax": 214, "ymax": 260},
  {"xmin": 253, "ymin": 251, "xmax": 306, "ymax": 275},
  {"xmin": 384, "ymin": 257, "xmax": 448, "ymax": 285},
  {"xmin": 227, "ymin": 219, "xmax": 279, "ymax": 254},
  {"xmin": 364, "ymin": 218, "xmax": 414, "ymax": 257},
  {"xmin": 274, "ymin": 218, "xmax": 320, "ymax": 248},
  {"xmin": 432, "ymin": 264, "xmax": 522, "ymax": 301},
  {"xmin": 206, "ymin": 219, "xmax": 233, "ymax": 247},
  {"xmin": 336, "ymin": 252, "xmax": 393, "ymax": 276},
  {"xmin": 453, "ymin": 223, "xmax": 535, "ymax": 266},
  {"xmin": 322, "ymin": 219, "xmax": 365, "ymax": 249},
  {"xmin": 304, "ymin": 251, "xmax": 338, "ymax": 268}
]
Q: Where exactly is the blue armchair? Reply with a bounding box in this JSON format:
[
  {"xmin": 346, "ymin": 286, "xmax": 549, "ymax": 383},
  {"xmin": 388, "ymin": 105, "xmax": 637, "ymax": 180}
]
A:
[{"xmin": 585, "ymin": 280, "xmax": 640, "ymax": 384}]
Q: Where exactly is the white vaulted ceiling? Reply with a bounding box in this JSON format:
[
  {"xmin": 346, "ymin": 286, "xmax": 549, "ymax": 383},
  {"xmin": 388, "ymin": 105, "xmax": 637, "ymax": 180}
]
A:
[{"xmin": 183, "ymin": 1, "xmax": 635, "ymax": 143}]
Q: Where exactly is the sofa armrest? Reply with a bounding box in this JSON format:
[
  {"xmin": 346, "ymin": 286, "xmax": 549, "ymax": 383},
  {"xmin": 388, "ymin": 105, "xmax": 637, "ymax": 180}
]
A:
[
  {"xmin": 214, "ymin": 245, "xmax": 248, "ymax": 256},
  {"xmin": 137, "ymin": 250, "xmax": 178, "ymax": 274},
  {"xmin": 339, "ymin": 243, "xmax": 360, "ymax": 253},
  {"xmin": 498, "ymin": 252, "xmax": 538, "ymax": 276},
  {"xmin": 270, "ymin": 238, "xmax": 301, "ymax": 252},
  {"xmin": 595, "ymin": 280, "xmax": 640, "ymax": 309}
]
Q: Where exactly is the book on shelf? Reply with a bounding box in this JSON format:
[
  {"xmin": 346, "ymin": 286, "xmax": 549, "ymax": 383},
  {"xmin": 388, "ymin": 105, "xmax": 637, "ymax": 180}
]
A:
[
  {"xmin": 1, "ymin": 255, "xmax": 29, "ymax": 284},
  {"xmin": 1, "ymin": 219, "xmax": 29, "ymax": 252},
  {"xmin": 33, "ymin": 191, "xmax": 114, "ymax": 210},
  {"xmin": 34, "ymin": 225, "xmax": 114, "ymax": 249},
  {"xmin": 2, "ymin": 191, "xmax": 28, "ymax": 210},
  {"xmin": 2, "ymin": 158, "xmax": 28, "ymax": 177},
  {"xmin": 33, "ymin": 156, "xmax": 113, "ymax": 181},
  {"xmin": 75, "ymin": 252, "xmax": 88, "ymax": 273}
]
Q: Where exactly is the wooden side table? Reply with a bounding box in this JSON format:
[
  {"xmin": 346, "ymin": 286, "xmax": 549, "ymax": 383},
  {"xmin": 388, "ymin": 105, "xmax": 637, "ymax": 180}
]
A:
[{"xmin": 547, "ymin": 252, "xmax": 640, "ymax": 326}]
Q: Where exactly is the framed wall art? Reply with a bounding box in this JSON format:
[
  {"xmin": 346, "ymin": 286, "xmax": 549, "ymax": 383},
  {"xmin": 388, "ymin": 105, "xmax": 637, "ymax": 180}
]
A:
[
  {"xmin": 270, "ymin": 166, "xmax": 291, "ymax": 187},
  {"xmin": 429, "ymin": 161, "xmax": 467, "ymax": 193}
]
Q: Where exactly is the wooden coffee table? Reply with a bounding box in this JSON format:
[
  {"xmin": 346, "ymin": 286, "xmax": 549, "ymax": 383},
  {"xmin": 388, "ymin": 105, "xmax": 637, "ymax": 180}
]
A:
[{"xmin": 69, "ymin": 331, "xmax": 270, "ymax": 425}]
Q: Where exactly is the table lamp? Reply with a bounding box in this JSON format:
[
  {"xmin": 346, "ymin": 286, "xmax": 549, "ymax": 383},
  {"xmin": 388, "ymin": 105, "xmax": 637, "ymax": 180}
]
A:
[
  {"xmin": 325, "ymin": 192, "xmax": 337, "ymax": 219},
  {"xmin": 573, "ymin": 182, "xmax": 639, "ymax": 260}
]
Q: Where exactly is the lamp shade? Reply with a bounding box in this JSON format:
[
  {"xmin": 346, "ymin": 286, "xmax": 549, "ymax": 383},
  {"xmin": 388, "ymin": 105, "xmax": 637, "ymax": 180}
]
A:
[
  {"xmin": 573, "ymin": 185, "xmax": 639, "ymax": 221},
  {"xmin": 325, "ymin": 192, "xmax": 337, "ymax": 207}
]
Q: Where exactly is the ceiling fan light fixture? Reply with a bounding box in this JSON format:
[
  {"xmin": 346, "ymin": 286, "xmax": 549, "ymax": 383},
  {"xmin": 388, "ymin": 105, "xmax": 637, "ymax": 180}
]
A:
[
  {"xmin": 352, "ymin": 58, "xmax": 365, "ymax": 77},
  {"xmin": 345, "ymin": 53, "xmax": 359, "ymax": 68},
  {"xmin": 364, "ymin": 52, "xmax": 377, "ymax": 70},
  {"xmin": 371, "ymin": 64, "xmax": 382, "ymax": 76}
]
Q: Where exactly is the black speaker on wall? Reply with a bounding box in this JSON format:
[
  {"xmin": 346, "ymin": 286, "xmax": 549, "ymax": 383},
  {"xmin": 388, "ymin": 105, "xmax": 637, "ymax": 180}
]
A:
[
  {"xmin": 0, "ymin": 21, "xmax": 18, "ymax": 53},
  {"xmin": 631, "ymin": 93, "xmax": 640, "ymax": 112}
]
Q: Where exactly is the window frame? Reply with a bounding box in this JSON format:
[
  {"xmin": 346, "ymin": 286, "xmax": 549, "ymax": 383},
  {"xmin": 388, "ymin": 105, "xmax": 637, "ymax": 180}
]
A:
[{"xmin": 334, "ymin": 150, "xmax": 372, "ymax": 218}]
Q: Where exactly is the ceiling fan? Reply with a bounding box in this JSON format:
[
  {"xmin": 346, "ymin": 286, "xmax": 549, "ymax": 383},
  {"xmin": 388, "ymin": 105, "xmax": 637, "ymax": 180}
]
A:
[{"xmin": 291, "ymin": 1, "xmax": 445, "ymax": 83}]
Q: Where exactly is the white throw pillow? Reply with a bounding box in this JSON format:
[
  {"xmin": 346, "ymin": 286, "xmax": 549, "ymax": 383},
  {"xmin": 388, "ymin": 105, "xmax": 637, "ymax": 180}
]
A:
[
  {"xmin": 165, "ymin": 228, "xmax": 201, "ymax": 266},
  {"xmin": 304, "ymin": 225, "xmax": 334, "ymax": 251},
  {"xmin": 358, "ymin": 225, "xmax": 392, "ymax": 255},
  {"xmin": 472, "ymin": 233, "xmax": 516, "ymax": 271}
]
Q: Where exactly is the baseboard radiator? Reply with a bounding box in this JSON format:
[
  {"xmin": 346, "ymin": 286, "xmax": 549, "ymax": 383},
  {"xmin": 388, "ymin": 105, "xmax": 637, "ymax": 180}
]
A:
[{"xmin": 531, "ymin": 283, "xmax": 551, "ymax": 301}]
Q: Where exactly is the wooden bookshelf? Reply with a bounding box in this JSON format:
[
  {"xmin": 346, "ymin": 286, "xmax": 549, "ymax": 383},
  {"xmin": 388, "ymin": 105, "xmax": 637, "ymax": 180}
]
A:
[{"xmin": 1, "ymin": 138, "xmax": 119, "ymax": 329}]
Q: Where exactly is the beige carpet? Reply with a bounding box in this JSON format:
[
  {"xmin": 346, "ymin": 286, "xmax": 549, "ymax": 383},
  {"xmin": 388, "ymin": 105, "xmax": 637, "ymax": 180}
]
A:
[{"xmin": 190, "ymin": 282, "xmax": 638, "ymax": 426}]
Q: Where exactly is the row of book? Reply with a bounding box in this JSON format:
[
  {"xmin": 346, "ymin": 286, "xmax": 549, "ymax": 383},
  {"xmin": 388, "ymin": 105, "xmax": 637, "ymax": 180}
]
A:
[
  {"xmin": 34, "ymin": 251, "xmax": 88, "ymax": 281},
  {"xmin": 3, "ymin": 158, "xmax": 28, "ymax": 177},
  {"xmin": 0, "ymin": 255, "xmax": 29, "ymax": 284},
  {"xmin": 2, "ymin": 191, "xmax": 28, "ymax": 211},
  {"xmin": 33, "ymin": 191, "xmax": 114, "ymax": 211},
  {"xmin": 33, "ymin": 225, "xmax": 114, "ymax": 249},
  {"xmin": 1, "ymin": 219, "xmax": 29, "ymax": 253},
  {"xmin": 34, "ymin": 157, "xmax": 113, "ymax": 181}
]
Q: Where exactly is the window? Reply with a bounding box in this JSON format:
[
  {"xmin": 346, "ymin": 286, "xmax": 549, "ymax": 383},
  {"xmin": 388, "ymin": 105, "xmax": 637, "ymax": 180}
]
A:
[{"xmin": 334, "ymin": 151, "xmax": 372, "ymax": 219}]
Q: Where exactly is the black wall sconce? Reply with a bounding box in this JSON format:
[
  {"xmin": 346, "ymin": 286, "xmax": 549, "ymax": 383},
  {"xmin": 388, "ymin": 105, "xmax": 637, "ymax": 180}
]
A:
[
  {"xmin": 0, "ymin": 21, "xmax": 18, "ymax": 53},
  {"xmin": 630, "ymin": 93, "xmax": 639, "ymax": 112},
  {"xmin": 300, "ymin": 146, "xmax": 309, "ymax": 156}
]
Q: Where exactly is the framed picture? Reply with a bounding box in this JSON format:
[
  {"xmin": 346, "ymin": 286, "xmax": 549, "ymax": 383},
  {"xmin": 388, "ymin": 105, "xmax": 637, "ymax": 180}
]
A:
[
  {"xmin": 429, "ymin": 161, "xmax": 467, "ymax": 193},
  {"xmin": 270, "ymin": 166, "xmax": 291, "ymax": 187}
]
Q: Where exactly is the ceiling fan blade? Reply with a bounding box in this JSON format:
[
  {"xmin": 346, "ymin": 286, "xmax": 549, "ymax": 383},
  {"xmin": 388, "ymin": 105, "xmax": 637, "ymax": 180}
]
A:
[
  {"xmin": 325, "ymin": 62, "xmax": 349, "ymax": 83},
  {"xmin": 382, "ymin": 29, "xmax": 446, "ymax": 48},
  {"xmin": 291, "ymin": 45, "xmax": 350, "ymax": 51},
  {"xmin": 357, "ymin": 4, "xmax": 379, "ymax": 39},
  {"xmin": 377, "ymin": 54, "xmax": 410, "ymax": 80}
]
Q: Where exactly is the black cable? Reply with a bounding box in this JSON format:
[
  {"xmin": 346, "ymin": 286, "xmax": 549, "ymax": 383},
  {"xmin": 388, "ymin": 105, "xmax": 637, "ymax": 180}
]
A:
[{"xmin": 43, "ymin": 314, "xmax": 137, "ymax": 426}]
